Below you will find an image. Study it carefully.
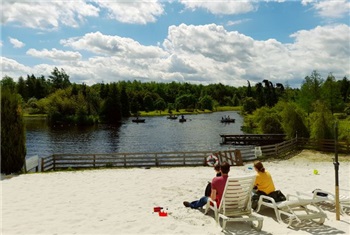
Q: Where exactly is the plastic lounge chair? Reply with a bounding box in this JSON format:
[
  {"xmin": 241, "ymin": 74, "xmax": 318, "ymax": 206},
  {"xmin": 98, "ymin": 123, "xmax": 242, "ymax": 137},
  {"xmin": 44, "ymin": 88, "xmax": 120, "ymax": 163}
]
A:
[
  {"xmin": 296, "ymin": 189, "xmax": 350, "ymax": 215},
  {"xmin": 256, "ymin": 194, "xmax": 327, "ymax": 227},
  {"xmin": 204, "ymin": 175, "xmax": 263, "ymax": 231}
]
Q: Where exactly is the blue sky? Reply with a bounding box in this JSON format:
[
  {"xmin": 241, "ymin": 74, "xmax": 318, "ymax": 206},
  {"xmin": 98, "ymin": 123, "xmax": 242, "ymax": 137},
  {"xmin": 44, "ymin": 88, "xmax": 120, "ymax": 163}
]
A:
[{"xmin": 1, "ymin": 0, "xmax": 350, "ymax": 88}]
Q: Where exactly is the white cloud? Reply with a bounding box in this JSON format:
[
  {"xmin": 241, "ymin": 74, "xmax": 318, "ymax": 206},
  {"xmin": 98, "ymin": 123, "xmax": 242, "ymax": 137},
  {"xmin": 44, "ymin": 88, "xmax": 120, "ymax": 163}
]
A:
[
  {"xmin": 2, "ymin": 0, "xmax": 99, "ymax": 30},
  {"xmin": 95, "ymin": 0, "xmax": 164, "ymax": 24},
  {"xmin": 1, "ymin": 56, "xmax": 33, "ymax": 78},
  {"xmin": 26, "ymin": 48, "xmax": 82, "ymax": 61},
  {"xmin": 227, "ymin": 19, "xmax": 251, "ymax": 26},
  {"xmin": 3, "ymin": 24, "xmax": 350, "ymax": 88},
  {"xmin": 179, "ymin": 0, "xmax": 257, "ymax": 15},
  {"xmin": 302, "ymin": 0, "xmax": 350, "ymax": 18},
  {"xmin": 0, "ymin": 41, "xmax": 3, "ymax": 47},
  {"xmin": 60, "ymin": 31, "xmax": 168, "ymax": 59},
  {"xmin": 9, "ymin": 37, "xmax": 25, "ymax": 48}
]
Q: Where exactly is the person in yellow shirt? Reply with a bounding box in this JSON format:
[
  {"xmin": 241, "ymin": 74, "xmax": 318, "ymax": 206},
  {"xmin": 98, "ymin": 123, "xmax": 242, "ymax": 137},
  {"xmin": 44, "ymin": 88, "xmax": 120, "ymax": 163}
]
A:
[
  {"xmin": 251, "ymin": 160, "xmax": 276, "ymax": 210},
  {"xmin": 254, "ymin": 160, "xmax": 275, "ymax": 195}
]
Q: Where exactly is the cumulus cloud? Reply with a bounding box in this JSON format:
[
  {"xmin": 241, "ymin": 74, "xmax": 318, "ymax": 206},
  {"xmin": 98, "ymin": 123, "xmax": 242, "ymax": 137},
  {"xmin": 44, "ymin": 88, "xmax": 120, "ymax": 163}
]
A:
[
  {"xmin": 95, "ymin": 0, "xmax": 164, "ymax": 24},
  {"xmin": 302, "ymin": 0, "xmax": 350, "ymax": 18},
  {"xmin": 26, "ymin": 48, "xmax": 82, "ymax": 61},
  {"xmin": 179, "ymin": 0, "xmax": 257, "ymax": 15},
  {"xmin": 3, "ymin": 23, "xmax": 350, "ymax": 88},
  {"xmin": 9, "ymin": 37, "xmax": 25, "ymax": 48},
  {"xmin": 60, "ymin": 31, "xmax": 168, "ymax": 59},
  {"xmin": 1, "ymin": 56, "xmax": 33, "ymax": 78},
  {"xmin": 2, "ymin": 0, "xmax": 99, "ymax": 30}
]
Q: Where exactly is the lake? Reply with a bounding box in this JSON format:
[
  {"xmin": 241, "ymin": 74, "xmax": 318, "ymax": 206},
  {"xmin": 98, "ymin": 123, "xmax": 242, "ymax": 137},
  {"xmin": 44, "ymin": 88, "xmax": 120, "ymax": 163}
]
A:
[{"xmin": 25, "ymin": 111, "xmax": 244, "ymax": 158}]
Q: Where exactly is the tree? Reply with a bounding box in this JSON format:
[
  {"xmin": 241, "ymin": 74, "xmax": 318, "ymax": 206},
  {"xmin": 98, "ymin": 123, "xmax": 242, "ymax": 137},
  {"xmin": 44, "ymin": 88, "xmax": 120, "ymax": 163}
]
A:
[
  {"xmin": 154, "ymin": 98, "xmax": 166, "ymax": 113},
  {"xmin": 198, "ymin": 95, "xmax": 214, "ymax": 110},
  {"xmin": 309, "ymin": 101, "xmax": 335, "ymax": 139},
  {"xmin": 298, "ymin": 70, "xmax": 323, "ymax": 114},
  {"xmin": 49, "ymin": 67, "xmax": 71, "ymax": 91},
  {"xmin": 277, "ymin": 101, "xmax": 309, "ymax": 138},
  {"xmin": 1, "ymin": 76, "xmax": 16, "ymax": 93},
  {"xmin": 120, "ymin": 84, "xmax": 130, "ymax": 117},
  {"xmin": 100, "ymin": 83, "xmax": 122, "ymax": 123},
  {"xmin": 321, "ymin": 73, "xmax": 344, "ymax": 114},
  {"xmin": 241, "ymin": 97, "xmax": 257, "ymax": 114},
  {"xmin": 1, "ymin": 89, "xmax": 26, "ymax": 174}
]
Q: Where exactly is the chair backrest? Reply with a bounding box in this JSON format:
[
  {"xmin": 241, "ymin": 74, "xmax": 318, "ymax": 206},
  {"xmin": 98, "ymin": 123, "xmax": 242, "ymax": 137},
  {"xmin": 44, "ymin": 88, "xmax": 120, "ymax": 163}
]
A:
[{"xmin": 219, "ymin": 175, "xmax": 256, "ymax": 217}]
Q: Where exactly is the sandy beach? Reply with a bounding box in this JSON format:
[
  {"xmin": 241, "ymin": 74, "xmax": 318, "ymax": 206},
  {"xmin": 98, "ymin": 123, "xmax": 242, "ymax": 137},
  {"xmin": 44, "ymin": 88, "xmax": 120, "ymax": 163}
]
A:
[{"xmin": 1, "ymin": 150, "xmax": 349, "ymax": 235}]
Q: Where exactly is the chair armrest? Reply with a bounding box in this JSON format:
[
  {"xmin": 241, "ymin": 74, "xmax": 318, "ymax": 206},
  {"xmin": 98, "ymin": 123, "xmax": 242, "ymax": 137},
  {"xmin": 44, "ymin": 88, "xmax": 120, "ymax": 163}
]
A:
[
  {"xmin": 258, "ymin": 195, "xmax": 278, "ymax": 206},
  {"xmin": 207, "ymin": 197, "xmax": 218, "ymax": 209}
]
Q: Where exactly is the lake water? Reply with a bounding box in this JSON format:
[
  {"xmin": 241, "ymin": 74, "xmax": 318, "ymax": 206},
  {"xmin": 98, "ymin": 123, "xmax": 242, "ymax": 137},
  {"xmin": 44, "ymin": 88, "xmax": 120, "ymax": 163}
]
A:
[{"xmin": 25, "ymin": 111, "xmax": 243, "ymax": 158}]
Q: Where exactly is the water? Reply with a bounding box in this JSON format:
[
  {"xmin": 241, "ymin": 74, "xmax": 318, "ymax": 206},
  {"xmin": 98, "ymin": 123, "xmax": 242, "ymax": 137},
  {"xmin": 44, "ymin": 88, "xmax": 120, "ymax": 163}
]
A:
[{"xmin": 25, "ymin": 111, "xmax": 243, "ymax": 157}]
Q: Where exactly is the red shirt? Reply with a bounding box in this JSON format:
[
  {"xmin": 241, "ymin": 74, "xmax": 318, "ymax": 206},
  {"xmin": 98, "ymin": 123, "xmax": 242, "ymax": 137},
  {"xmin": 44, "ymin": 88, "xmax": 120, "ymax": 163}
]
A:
[{"xmin": 211, "ymin": 175, "xmax": 228, "ymax": 207}]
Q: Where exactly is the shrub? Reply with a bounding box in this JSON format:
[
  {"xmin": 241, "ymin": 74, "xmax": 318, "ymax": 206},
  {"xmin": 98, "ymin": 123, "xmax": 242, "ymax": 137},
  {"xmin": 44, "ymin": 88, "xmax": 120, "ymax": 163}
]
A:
[{"xmin": 1, "ymin": 89, "xmax": 26, "ymax": 174}]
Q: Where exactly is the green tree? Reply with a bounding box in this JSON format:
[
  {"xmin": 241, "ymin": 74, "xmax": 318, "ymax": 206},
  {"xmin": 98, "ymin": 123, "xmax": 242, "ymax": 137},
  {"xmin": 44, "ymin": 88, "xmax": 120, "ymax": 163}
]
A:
[
  {"xmin": 1, "ymin": 76, "xmax": 16, "ymax": 92},
  {"xmin": 120, "ymin": 84, "xmax": 130, "ymax": 117},
  {"xmin": 1, "ymin": 89, "xmax": 26, "ymax": 174},
  {"xmin": 277, "ymin": 101, "xmax": 309, "ymax": 138},
  {"xmin": 49, "ymin": 67, "xmax": 71, "ymax": 91},
  {"xmin": 309, "ymin": 101, "xmax": 335, "ymax": 139},
  {"xmin": 198, "ymin": 95, "xmax": 214, "ymax": 110},
  {"xmin": 100, "ymin": 83, "xmax": 122, "ymax": 123},
  {"xmin": 154, "ymin": 98, "xmax": 166, "ymax": 113},
  {"xmin": 241, "ymin": 97, "xmax": 257, "ymax": 114},
  {"xmin": 321, "ymin": 73, "xmax": 344, "ymax": 114},
  {"xmin": 298, "ymin": 70, "xmax": 323, "ymax": 114}
]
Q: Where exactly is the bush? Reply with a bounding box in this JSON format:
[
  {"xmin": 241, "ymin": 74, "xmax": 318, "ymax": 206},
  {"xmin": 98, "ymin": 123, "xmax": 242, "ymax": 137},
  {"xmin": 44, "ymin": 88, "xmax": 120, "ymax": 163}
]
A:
[{"xmin": 1, "ymin": 90, "xmax": 26, "ymax": 174}]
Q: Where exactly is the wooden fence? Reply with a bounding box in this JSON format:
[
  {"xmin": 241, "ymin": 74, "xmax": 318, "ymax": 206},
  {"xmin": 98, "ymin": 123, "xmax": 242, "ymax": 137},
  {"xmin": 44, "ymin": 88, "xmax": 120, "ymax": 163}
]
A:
[
  {"xmin": 297, "ymin": 138, "xmax": 349, "ymax": 154},
  {"xmin": 39, "ymin": 137, "xmax": 349, "ymax": 172}
]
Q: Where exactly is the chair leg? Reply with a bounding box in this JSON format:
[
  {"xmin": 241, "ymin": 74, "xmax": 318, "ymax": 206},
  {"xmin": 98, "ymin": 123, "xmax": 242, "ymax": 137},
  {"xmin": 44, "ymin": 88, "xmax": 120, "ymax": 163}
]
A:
[{"xmin": 221, "ymin": 218, "xmax": 227, "ymax": 231}]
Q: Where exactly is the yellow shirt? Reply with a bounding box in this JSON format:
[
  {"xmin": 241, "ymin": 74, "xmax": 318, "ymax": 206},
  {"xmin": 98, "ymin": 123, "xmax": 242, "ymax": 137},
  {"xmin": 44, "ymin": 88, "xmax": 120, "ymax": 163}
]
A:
[{"xmin": 255, "ymin": 170, "xmax": 275, "ymax": 195}]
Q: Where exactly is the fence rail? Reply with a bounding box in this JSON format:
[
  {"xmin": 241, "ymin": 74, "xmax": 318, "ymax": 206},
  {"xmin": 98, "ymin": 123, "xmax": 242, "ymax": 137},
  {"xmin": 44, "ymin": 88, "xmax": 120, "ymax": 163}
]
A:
[{"xmin": 39, "ymin": 137, "xmax": 349, "ymax": 172}]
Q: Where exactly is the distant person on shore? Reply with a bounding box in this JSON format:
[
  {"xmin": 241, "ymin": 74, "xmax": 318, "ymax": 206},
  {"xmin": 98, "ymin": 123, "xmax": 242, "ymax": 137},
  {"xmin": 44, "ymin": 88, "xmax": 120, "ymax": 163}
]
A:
[
  {"xmin": 183, "ymin": 162, "xmax": 230, "ymax": 209},
  {"xmin": 251, "ymin": 160, "xmax": 276, "ymax": 210}
]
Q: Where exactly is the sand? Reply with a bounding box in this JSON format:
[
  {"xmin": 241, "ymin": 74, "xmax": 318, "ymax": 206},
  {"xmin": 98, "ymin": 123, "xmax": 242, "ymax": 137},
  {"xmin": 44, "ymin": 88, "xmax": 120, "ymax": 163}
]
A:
[{"xmin": 1, "ymin": 150, "xmax": 349, "ymax": 235}]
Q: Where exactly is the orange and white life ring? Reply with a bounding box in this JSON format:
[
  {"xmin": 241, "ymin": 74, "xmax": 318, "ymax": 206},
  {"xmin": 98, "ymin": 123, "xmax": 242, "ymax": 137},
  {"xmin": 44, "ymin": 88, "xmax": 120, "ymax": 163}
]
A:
[{"xmin": 206, "ymin": 155, "xmax": 219, "ymax": 166}]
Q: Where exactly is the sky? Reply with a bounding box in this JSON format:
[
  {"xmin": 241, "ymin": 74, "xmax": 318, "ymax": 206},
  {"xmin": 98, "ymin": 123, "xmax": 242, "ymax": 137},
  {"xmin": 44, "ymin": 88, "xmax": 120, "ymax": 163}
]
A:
[{"xmin": 1, "ymin": 0, "xmax": 350, "ymax": 88}]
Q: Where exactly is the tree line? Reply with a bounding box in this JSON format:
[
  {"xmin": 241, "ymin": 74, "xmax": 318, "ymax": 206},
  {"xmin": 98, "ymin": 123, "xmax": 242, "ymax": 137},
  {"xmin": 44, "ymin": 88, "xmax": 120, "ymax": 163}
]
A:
[{"xmin": 1, "ymin": 69, "xmax": 349, "ymax": 173}]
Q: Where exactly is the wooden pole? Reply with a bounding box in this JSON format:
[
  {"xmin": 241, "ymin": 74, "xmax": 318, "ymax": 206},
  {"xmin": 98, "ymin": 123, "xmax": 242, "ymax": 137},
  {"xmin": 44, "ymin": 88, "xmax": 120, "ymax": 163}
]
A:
[{"xmin": 334, "ymin": 122, "xmax": 340, "ymax": 220}]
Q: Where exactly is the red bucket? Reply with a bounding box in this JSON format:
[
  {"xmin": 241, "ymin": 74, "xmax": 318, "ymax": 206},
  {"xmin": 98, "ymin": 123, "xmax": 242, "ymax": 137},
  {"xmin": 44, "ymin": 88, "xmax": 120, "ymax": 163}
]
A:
[
  {"xmin": 159, "ymin": 211, "xmax": 168, "ymax": 217},
  {"xmin": 153, "ymin": 207, "xmax": 163, "ymax": 212}
]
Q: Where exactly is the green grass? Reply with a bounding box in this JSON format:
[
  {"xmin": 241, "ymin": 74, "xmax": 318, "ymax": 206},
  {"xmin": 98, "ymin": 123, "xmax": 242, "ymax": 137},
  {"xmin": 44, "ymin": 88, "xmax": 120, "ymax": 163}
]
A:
[{"xmin": 139, "ymin": 106, "xmax": 241, "ymax": 117}]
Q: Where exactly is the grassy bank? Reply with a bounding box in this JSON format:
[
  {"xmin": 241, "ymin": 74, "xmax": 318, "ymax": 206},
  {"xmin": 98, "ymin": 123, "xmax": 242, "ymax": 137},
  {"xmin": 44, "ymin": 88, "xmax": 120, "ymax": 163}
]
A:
[{"xmin": 139, "ymin": 106, "xmax": 241, "ymax": 117}]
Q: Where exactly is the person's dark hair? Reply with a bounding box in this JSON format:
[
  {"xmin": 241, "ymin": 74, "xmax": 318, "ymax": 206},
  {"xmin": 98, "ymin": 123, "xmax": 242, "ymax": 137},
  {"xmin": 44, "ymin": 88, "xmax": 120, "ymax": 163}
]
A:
[
  {"xmin": 220, "ymin": 162, "xmax": 230, "ymax": 174},
  {"xmin": 214, "ymin": 164, "xmax": 221, "ymax": 172},
  {"xmin": 254, "ymin": 160, "xmax": 265, "ymax": 173}
]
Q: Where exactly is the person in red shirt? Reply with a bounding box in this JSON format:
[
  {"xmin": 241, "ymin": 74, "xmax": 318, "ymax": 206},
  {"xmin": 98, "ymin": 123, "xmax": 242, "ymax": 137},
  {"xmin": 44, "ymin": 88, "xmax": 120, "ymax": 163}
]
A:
[
  {"xmin": 183, "ymin": 162, "xmax": 230, "ymax": 209},
  {"xmin": 210, "ymin": 162, "xmax": 230, "ymax": 207}
]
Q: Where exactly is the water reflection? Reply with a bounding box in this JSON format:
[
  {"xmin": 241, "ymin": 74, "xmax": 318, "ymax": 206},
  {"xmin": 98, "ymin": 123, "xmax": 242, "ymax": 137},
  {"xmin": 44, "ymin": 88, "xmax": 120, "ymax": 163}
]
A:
[{"xmin": 25, "ymin": 111, "xmax": 243, "ymax": 157}]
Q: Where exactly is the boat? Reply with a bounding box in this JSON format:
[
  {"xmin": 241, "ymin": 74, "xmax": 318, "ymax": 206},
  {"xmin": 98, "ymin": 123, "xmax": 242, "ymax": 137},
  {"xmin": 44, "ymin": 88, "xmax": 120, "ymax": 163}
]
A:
[
  {"xmin": 220, "ymin": 118, "xmax": 235, "ymax": 123},
  {"xmin": 179, "ymin": 118, "xmax": 187, "ymax": 122},
  {"xmin": 132, "ymin": 118, "xmax": 145, "ymax": 123}
]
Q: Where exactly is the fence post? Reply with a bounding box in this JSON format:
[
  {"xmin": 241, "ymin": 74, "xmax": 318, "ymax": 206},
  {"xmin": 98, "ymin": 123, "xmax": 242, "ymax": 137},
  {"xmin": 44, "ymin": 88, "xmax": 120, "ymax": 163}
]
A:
[
  {"xmin": 155, "ymin": 153, "xmax": 158, "ymax": 167},
  {"xmin": 53, "ymin": 155, "xmax": 56, "ymax": 171},
  {"xmin": 93, "ymin": 155, "xmax": 96, "ymax": 168},
  {"xmin": 41, "ymin": 157, "xmax": 44, "ymax": 172}
]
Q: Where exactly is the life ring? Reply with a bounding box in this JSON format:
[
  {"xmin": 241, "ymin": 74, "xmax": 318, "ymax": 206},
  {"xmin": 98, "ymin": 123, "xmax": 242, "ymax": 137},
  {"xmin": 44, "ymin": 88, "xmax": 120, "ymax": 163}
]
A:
[{"xmin": 206, "ymin": 155, "xmax": 219, "ymax": 166}]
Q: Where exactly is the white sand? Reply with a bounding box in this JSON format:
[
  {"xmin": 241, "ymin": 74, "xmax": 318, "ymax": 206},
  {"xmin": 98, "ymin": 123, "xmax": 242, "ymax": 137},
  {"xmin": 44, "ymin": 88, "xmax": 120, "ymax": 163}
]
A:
[{"xmin": 1, "ymin": 150, "xmax": 350, "ymax": 235}]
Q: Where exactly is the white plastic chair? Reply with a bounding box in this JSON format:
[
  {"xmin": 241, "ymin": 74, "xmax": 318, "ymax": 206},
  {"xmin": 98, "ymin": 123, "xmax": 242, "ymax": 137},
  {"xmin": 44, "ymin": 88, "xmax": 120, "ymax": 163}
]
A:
[
  {"xmin": 256, "ymin": 194, "xmax": 327, "ymax": 227},
  {"xmin": 204, "ymin": 175, "xmax": 263, "ymax": 231}
]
